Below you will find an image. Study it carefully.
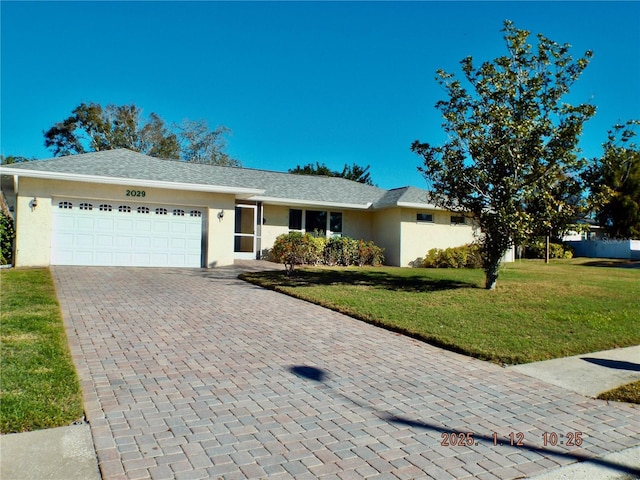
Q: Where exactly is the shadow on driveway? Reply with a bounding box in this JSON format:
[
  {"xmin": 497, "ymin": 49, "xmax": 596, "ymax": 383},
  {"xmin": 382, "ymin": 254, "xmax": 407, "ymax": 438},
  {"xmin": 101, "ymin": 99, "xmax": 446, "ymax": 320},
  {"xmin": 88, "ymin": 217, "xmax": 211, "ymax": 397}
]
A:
[{"xmin": 288, "ymin": 364, "xmax": 640, "ymax": 477}]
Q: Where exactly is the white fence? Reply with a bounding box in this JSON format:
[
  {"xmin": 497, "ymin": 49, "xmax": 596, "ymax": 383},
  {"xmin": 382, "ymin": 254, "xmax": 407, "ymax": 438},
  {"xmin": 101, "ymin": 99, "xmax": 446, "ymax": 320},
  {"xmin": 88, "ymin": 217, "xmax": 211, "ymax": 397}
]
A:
[{"xmin": 566, "ymin": 239, "xmax": 640, "ymax": 260}]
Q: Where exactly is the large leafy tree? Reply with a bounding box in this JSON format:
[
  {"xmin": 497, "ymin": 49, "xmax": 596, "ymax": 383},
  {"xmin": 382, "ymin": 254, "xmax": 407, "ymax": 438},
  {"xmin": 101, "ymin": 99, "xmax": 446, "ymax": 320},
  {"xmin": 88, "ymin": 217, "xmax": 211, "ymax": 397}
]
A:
[
  {"xmin": 289, "ymin": 162, "xmax": 373, "ymax": 185},
  {"xmin": 583, "ymin": 120, "xmax": 640, "ymax": 238},
  {"xmin": 412, "ymin": 21, "xmax": 595, "ymax": 289},
  {"xmin": 178, "ymin": 119, "xmax": 240, "ymax": 167},
  {"xmin": 43, "ymin": 102, "xmax": 239, "ymax": 166}
]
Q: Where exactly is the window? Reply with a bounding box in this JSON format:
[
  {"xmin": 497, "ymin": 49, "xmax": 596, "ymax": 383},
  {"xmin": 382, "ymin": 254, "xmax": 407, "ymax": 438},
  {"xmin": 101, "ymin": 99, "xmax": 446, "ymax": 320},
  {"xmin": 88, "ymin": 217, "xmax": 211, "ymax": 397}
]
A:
[
  {"xmin": 79, "ymin": 203, "xmax": 93, "ymax": 210},
  {"xmin": 289, "ymin": 209, "xmax": 302, "ymax": 230},
  {"xmin": 306, "ymin": 210, "xmax": 327, "ymax": 235},
  {"xmin": 289, "ymin": 209, "xmax": 344, "ymax": 236},
  {"xmin": 173, "ymin": 209, "xmax": 185, "ymax": 216},
  {"xmin": 155, "ymin": 208, "xmax": 168, "ymax": 215},
  {"xmin": 99, "ymin": 204, "xmax": 113, "ymax": 212},
  {"xmin": 58, "ymin": 201, "xmax": 73, "ymax": 209},
  {"xmin": 451, "ymin": 215, "xmax": 466, "ymax": 225},
  {"xmin": 137, "ymin": 206, "xmax": 150, "ymax": 214},
  {"xmin": 417, "ymin": 213, "xmax": 433, "ymax": 223},
  {"xmin": 118, "ymin": 205, "xmax": 132, "ymax": 213},
  {"xmin": 190, "ymin": 210, "xmax": 202, "ymax": 217},
  {"xmin": 330, "ymin": 212, "xmax": 343, "ymax": 235}
]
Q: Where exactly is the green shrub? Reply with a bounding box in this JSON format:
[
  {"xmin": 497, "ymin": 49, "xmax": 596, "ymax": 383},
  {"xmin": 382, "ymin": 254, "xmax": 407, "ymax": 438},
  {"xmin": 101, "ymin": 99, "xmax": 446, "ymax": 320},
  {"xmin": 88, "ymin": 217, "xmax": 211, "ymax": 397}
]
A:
[
  {"xmin": 271, "ymin": 232, "xmax": 318, "ymax": 275},
  {"xmin": 324, "ymin": 237, "xmax": 355, "ymax": 266},
  {"xmin": 356, "ymin": 239, "xmax": 384, "ymax": 267},
  {"xmin": 524, "ymin": 240, "xmax": 574, "ymax": 259},
  {"xmin": 272, "ymin": 233, "xmax": 384, "ymax": 272},
  {"xmin": 0, "ymin": 210, "xmax": 15, "ymax": 265},
  {"xmin": 323, "ymin": 237, "xmax": 384, "ymax": 267},
  {"xmin": 422, "ymin": 244, "xmax": 483, "ymax": 269}
]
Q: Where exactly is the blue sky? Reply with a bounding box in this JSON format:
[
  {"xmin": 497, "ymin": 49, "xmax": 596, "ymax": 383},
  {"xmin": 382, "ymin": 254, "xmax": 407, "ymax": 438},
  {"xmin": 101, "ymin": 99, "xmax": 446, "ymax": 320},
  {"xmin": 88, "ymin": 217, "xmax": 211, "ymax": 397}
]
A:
[{"xmin": 2, "ymin": 1, "xmax": 639, "ymax": 189}]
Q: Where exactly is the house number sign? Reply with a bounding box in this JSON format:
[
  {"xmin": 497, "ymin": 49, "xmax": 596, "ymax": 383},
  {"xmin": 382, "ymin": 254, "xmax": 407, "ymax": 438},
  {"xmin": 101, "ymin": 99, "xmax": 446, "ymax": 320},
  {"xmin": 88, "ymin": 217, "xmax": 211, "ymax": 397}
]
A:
[{"xmin": 125, "ymin": 189, "xmax": 146, "ymax": 197}]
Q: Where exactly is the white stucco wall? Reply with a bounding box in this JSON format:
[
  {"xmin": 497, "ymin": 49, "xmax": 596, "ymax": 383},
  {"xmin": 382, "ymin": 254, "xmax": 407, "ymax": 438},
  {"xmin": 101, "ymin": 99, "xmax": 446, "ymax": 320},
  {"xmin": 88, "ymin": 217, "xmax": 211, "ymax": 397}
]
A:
[
  {"xmin": 342, "ymin": 210, "xmax": 373, "ymax": 240},
  {"xmin": 14, "ymin": 190, "xmax": 53, "ymax": 267},
  {"xmin": 13, "ymin": 177, "xmax": 237, "ymax": 268},
  {"xmin": 260, "ymin": 205, "xmax": 290, "ymax": 258},
  {"xmin": 398, "ymin": 208, "xmax": 477, "ymax": 267},
  {"xmin": 372, "ymin": 208, "xmax": 401, "ymax": 267}
]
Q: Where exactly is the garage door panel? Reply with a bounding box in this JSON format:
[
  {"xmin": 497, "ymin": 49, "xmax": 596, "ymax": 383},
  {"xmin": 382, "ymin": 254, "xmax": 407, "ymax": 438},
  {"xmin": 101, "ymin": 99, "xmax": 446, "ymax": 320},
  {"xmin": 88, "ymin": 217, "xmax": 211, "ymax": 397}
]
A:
[
  {"xmin": 115, "ymin": 236, "xmax": 133, "ymax": 248},
  {"xmin": 133, "ymin": 236, "xmax": 151, "ymax": 248},
  {"xmin": 76, "ymin": 217, "xmax": 96, "ymax": 230},
  {"xmin": 72, "ymin": 251, "xmax": 96, "ymax": 265},
  {"xmin": 115, "ymin": 219, "xmax": 134, "ymax": 230},
  {"xmin": 51, "ymin": 199, "xmax": 203, "ymax": 267},
  {"xmin": 96, "ymin": 218, "xmax": 115, "ymax": 229},
  {"xmin": 153, "ymin": 222, "xmax": 170, "ymax": 234},
  {"xmin": 95, "ymin": 235, "xmax": 114, "ymax": 248},
  {"xmin": 150, "ymin": 253, "xmax": 169, "ymax": 264},
  {"xmin": 171, "ymin": 223, "xmax": 188, "ymax": 234},
  {"xmin": 132, "ymin": 253, "xmax": 151, "ymax": 264},
  {"xmin": 93, "ymin": 252, "xmax": 114, "ymax": 265},
  {"xmin": 76, "ymin": 233, "xmax": 96, "ymax": 247},
  {"xmin": 170, "ymin": 237, "xmax": 189, "ymax": 249},
  {"xmin": 134, "ymin": 220, "xmax": 152, "ymax": 233}
]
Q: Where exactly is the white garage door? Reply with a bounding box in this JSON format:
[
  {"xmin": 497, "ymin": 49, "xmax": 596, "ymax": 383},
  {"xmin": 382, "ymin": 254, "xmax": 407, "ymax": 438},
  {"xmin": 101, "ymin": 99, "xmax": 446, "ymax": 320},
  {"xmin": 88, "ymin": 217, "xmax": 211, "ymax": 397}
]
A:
[{"xmin": 51, "ymin": 199, "xmax": 204, "ymax": 267}]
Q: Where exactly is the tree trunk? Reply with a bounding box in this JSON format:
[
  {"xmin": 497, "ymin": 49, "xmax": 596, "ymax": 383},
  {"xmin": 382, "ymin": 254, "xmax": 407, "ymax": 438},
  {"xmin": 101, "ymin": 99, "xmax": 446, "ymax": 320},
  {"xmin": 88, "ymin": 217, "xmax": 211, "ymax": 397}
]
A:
[
  {"xmin": 545, "ymin": 235, "xmax": 550, "ymax": 264},
  {"xmin": 484, "ymin": 260, "xmax": 500, "ymax": 290}
]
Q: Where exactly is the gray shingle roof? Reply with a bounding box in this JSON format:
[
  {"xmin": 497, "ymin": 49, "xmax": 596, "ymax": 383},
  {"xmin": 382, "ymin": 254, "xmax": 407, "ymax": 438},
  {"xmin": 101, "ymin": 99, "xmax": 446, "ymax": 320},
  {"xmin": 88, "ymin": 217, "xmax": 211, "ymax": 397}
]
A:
[
  {"xmin": 374, "ymin": 186, "xmax": 441, "ymax": 210},
  {"xmin": 1, "ymin": 149, "xmax": 436, "ymax": 210}
]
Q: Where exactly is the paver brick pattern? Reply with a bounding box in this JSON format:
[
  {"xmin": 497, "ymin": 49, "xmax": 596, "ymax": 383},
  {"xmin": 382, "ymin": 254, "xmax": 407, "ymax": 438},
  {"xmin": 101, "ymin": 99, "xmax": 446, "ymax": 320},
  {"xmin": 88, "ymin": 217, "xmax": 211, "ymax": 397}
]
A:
[{"xmin": 52, "ymin": 265, "xmax": 640, "ymax": 480}]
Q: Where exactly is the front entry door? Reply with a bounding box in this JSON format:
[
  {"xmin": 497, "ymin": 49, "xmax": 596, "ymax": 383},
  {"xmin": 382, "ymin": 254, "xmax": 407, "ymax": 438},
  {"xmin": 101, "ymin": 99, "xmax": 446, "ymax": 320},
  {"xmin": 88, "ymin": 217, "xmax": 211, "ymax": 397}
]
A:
[{"xmin": 234, "ymin": 205, "xmax": 257, "ymax": 260}]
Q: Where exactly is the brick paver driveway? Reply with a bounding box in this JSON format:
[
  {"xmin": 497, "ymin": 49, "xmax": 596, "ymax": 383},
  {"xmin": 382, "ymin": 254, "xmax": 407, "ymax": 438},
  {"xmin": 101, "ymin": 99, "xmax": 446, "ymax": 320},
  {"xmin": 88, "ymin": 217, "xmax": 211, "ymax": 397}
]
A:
[{"xmin": 53, "ymin": 265, "xmax": 640, "ymax": 480}]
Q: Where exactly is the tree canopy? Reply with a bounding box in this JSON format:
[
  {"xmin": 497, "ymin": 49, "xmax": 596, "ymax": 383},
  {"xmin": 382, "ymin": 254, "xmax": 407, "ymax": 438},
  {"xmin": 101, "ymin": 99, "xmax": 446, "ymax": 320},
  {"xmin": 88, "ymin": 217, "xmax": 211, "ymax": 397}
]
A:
[
  {"xmin": 583, "ymin": 120, "xmax": 640, "ymax": 239},
  {"xmin": 0, "ymin": 155, "xmax": 34, "ymax": 165},
  {"xmin": 412, "ymin": 20, "xmax": 595, "ymax": 289},
  {"xmin": 289, "ymin": 162, "xmax": 374, "ymax": 185},
  {"xmin": 43, "ymin": 102, "xmax": 239, "ymax": 166}
]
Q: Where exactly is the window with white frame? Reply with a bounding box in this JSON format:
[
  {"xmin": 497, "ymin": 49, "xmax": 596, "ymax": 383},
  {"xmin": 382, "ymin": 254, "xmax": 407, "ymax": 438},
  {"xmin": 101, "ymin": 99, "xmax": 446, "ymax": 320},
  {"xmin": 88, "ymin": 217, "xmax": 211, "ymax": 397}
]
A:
[
  {"xmin": 330, "ymin": 212, "xmax": 343, "ymax": 236},
  {"xmin": 288, "ymin": 209, "xmax": 343, "ymax": 236}
]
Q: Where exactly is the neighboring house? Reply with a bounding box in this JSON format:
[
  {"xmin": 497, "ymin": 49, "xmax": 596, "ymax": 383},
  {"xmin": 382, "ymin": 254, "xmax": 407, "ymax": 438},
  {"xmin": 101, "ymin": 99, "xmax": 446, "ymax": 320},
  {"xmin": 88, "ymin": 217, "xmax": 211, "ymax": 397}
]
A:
[
  {"xmin": 561, "ymin": 219, "xmax": 604, "ymax": 242},
  {"xmin": 561, "ymin": 220, "xmax": 640, "ymax": 260},
  {"xmin": 0, "ymin": 149, "xmax": 481, "ymax": 268}
]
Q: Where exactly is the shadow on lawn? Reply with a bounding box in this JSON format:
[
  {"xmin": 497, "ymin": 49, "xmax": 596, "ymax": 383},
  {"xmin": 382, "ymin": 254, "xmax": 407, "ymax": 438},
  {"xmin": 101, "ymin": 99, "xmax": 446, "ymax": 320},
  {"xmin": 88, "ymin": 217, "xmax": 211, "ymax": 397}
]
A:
[
  {"xmin": 260, "ymin": 269, "xmax": 478, "ymax": 293},
  {"xmin": 580, "ymin": 259, "xmax": 640, "ymax": 269}
]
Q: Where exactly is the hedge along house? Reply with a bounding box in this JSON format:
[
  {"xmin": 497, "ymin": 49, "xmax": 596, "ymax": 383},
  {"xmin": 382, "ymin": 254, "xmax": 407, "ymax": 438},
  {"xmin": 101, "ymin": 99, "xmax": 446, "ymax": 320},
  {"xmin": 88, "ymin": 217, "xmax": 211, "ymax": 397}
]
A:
[{"xmin": 0, "ymin": 149, "xmax": 481, "ymax": 268}]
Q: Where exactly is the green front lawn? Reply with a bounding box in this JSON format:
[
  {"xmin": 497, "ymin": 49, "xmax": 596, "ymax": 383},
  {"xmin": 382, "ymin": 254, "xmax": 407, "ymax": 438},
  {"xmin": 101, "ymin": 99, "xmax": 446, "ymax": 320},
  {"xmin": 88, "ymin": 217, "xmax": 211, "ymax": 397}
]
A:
[
  {"xmin": 240, "ymin": 259, "xmax": 640, "ymax": 365},
  {"xmin": 0, "ymin": 268, "xmax": 83, "ymax": 433}
]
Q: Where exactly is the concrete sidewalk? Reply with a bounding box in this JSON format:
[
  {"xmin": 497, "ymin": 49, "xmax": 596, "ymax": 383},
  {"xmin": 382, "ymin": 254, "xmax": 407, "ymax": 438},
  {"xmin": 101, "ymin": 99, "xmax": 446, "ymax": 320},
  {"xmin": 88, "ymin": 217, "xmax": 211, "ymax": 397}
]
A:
[
  {"xmin": 0, "ymin": 423, "xmax": 100, "ymax": 480},
  {"xmin": 509, "ymin": 345, "xmax": 640, "ymax": 398}
]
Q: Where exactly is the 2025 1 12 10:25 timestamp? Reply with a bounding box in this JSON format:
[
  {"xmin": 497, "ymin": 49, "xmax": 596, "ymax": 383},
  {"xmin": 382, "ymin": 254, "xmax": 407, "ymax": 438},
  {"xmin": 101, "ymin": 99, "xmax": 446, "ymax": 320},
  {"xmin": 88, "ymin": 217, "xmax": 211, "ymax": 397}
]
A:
[{"xmin": 440, "ymin": 431, "xmax": 584, "ymax": 447}]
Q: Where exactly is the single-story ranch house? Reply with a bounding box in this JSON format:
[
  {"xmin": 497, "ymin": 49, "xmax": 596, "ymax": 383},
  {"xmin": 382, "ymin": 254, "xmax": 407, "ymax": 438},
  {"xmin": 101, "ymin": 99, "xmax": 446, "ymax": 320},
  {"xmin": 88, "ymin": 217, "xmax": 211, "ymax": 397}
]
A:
[{"xmin": 0, "ymin": 149, "xmax": 496, "ymax": 269}]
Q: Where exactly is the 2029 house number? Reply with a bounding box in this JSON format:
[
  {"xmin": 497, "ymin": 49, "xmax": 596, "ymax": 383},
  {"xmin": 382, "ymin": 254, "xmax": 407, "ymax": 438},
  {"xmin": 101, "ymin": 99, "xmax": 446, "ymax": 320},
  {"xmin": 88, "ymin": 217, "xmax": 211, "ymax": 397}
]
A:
[{"xmin": 126, "ymin": 189, "xmax": 146, "ymax": 197}]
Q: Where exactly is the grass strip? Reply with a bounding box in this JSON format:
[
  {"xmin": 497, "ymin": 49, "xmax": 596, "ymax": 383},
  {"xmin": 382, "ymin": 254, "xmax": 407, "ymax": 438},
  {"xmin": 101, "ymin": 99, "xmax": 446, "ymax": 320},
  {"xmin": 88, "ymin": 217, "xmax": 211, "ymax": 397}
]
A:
[
  {"xmin": 597, "ymin": 381, "xmax": 640, "ymax": 404},
  {"xmin": 0, "ymin": 268, "xmax": 83, "ymax": 433},
  {"xmin": 240, "ymin": 259, "xmax": 640, "ymax": 365}
]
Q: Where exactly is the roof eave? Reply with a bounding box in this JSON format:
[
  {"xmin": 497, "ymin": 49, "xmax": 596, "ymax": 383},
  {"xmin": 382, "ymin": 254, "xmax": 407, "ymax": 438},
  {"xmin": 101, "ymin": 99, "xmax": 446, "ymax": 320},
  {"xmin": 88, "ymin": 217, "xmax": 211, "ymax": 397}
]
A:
[
  {"xmin": 250, "ymin": 195, "xmax": 373, "ymax": 210},
  {"xmin": 396, "ymin": 201, "xmax": 447, "ymax": 210},
  {"xmin": 0, "ymin": 168, "xmax": 264, "ymax": 196}
]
